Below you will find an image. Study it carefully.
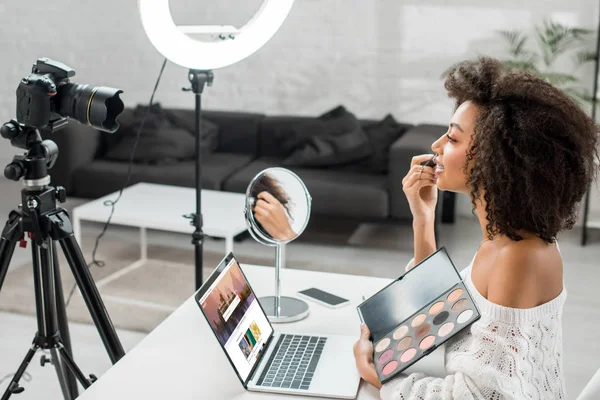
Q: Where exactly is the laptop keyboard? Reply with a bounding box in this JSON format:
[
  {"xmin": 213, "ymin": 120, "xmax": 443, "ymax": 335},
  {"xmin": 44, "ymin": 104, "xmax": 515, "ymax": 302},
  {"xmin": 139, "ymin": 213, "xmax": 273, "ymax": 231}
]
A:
[{"xmin": 256, "ymin": 334, "xmax": 327, "ymax": 390}]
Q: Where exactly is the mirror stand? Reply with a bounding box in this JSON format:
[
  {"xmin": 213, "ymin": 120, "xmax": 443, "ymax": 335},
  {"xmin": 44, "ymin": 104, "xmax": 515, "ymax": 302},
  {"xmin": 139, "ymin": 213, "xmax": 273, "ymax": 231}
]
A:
[{"xmin": 259, "ymin": 243, "xmax": 309, "ymax": 323}]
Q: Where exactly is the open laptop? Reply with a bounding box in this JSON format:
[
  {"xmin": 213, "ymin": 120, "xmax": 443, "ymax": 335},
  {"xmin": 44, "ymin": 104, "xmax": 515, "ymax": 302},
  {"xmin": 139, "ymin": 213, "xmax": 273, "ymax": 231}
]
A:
[{"xmin": 194, "ymin": 252, "xmax": 361, "ymax": 399}]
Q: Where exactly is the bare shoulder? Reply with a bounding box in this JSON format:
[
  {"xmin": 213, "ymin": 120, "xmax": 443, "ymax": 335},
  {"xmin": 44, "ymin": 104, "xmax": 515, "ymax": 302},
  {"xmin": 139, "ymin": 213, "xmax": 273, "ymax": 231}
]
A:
[{"xmin": 487, "ymin": 240, "xmax": 563, "ymax": 308}]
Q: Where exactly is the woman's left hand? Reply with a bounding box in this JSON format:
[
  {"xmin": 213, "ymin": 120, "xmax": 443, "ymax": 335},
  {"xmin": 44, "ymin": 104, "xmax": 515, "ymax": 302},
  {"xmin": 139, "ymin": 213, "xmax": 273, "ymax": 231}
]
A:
[{"xmin": 353, "ymin": 324, "xmax": 382, "ymax": 389}]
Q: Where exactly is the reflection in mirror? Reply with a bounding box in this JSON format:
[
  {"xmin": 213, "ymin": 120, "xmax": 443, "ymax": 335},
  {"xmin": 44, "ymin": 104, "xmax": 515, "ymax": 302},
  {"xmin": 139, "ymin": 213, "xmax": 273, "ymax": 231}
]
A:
[
  {"xmin": 244, "ymin": 168, "xmax": 312, "ymax": 322},
  {"xmin": 246, "ymin": 168, "xmax": 310, "ymax": 244}
]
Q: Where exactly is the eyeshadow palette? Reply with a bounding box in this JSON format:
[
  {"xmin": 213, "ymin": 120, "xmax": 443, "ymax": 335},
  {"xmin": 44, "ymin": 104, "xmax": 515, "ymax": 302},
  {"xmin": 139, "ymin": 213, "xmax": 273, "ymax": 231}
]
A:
[{"xmin": 357, "ymin": 247, "xmax": 480, "ymax": 384}]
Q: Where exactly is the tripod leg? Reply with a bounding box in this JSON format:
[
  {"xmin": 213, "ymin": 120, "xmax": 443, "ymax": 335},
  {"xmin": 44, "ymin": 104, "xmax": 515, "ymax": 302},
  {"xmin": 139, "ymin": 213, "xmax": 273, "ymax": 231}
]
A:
[
  {"xmin": 56, "ymin": 344, "xmax": 91, "ymax": 389},
  {"xmin": 31, "ymin": 237, "xmax": 63, "ymax": 340},
  {"xmin": 0, "ymin": 211, "xmax": 21, "ymax": 294},
  {"xmin": 32, "ymin": 238, "xmax": 90, "ymax": 399},
  {"xmin": 50, "ymin": 348, "xmax": 72, "ymax": 400},
  {"xmin": 52, "ymin": 242, "xmax": 78, "ymax": 398},
  {"xmin": 0, "ymin": 237, "xmax": 17, "ymax": 296},
  {"xmin": 33, "ymin": 240, "xmax": 74, "ymax": 400},
  {"xmin": 1, "ymin": 340, "xmax": 38, "ymax": 400},
  {"xmin": 54, "ymin": 228, "xmax": 124, "ymax": 363}
]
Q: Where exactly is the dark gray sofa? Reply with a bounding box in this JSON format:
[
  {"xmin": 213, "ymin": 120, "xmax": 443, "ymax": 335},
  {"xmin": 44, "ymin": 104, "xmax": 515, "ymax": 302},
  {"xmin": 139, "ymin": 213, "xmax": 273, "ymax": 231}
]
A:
[{"xmin": 43, "ymin": 108, "xmax": 454, "ymax": 224}]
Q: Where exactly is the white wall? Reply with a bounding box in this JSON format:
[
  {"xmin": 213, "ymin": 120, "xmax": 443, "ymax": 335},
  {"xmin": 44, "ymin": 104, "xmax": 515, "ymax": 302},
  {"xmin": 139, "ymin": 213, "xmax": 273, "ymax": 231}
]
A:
[{"xmin": 0, "ymin": 0, "xmax": 598, "ymax": 218}]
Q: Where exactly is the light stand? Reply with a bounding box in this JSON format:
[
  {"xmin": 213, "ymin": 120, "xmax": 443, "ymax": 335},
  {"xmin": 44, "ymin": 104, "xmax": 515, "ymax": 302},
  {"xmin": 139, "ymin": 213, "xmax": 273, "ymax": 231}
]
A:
[{"xmin": 183, "ymin": 70, "xmax": 213, "ymax": 289}]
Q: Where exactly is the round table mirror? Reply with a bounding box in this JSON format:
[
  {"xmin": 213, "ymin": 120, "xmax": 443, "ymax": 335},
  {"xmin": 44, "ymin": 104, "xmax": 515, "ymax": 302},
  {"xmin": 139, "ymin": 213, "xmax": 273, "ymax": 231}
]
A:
[{"xmin": 244, "ymin": 167, "xmax": 311, "ymax": 323}]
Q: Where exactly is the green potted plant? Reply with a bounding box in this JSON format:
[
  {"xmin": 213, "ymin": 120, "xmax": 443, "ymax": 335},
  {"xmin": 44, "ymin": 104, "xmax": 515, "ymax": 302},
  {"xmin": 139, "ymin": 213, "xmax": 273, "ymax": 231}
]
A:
[
  {"xmin": 444, "ymin": 19, "xmax": 597, "ymax": 109},
  {"xmin": 498, "ymin": 19, "xmax": 596, "ymax": 104}
]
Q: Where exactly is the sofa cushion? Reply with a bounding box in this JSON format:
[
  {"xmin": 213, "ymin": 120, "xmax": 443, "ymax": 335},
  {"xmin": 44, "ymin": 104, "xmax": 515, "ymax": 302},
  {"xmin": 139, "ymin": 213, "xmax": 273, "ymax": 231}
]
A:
[
  {"xmin": 164, "ymin": 108, "xmax": 219, "ymax": 153},
  {"xmin": 72, "ymin": 153, "xmax": 253, "ymax": 199},
  {"xmin": 202, "ymin": 110, "xmax": 265, "ymax": 155},
  {"xmin": 223, "ymin": 158, "xmax": 389, "ymax": 219},
  {"xmin": 281, "ymin": 107, "xmax": 363, "ymax": 153},
  {"xmin": 259, "ymin": 106, "xmax": 376, "ymax": 159},
  {"xmin": 281, "ymin": 124, "xmax": 371, "ymax": 167},
  {"xmin": 358, "ymin": 115, "xmax": 412, "ymax": 174},
  {"xmin": 103, "ymin": 104, "xmax": 218, "ymax": 164},
  {"xmin": 103, "ymin": 107, "xmax": 264, "ymax": 159},
  {"xmin": 167, "ymin": 109, "xmax": 263, "ymax": 154}
]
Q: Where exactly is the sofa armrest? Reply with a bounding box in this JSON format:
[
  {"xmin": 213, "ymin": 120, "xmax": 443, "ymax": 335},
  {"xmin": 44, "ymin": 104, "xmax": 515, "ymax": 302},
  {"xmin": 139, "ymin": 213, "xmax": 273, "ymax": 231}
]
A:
[
  {"xmin": 41, "ymin": 123, "xmax": 102, "ymax": 194},
  {"xmin": 388, "ymin": 124, "xmax": 447, "ymax": 222}
]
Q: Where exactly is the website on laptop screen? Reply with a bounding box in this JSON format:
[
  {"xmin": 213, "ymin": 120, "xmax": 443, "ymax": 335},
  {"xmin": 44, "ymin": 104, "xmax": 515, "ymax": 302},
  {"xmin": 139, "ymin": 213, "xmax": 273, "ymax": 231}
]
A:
[{"xmin": 198, "ymin": 258, "xmax": 273, "ymax": 381}]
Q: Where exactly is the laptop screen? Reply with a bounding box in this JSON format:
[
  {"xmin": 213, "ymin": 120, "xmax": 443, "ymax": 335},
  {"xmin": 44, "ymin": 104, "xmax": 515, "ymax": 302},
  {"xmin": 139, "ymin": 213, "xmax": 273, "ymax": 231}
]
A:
[{"xmin": 195, "ymin": 253, "xmax": 274, "ymax": 385}]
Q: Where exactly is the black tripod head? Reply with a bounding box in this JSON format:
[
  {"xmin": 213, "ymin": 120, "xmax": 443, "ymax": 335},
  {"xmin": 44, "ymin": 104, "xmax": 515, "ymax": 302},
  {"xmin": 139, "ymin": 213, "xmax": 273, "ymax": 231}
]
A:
[
  {"xmin": 1, "ymin": 120, "xmax": 59, "ymax": 190},
  {"xmin": 1, "ymin": 120, "xmax": 69, "ymax": 248}
]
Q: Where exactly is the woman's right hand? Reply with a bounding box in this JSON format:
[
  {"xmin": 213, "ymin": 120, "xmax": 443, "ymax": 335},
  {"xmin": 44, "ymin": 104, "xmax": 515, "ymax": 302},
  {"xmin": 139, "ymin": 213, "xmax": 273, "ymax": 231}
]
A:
[
  {"xmin": 402, "ymin": 154, "xmax": 438, "ymax": 222},
  {"xmin": 253, "ymin": 191, "xmax": 296, "ymax": 241}
]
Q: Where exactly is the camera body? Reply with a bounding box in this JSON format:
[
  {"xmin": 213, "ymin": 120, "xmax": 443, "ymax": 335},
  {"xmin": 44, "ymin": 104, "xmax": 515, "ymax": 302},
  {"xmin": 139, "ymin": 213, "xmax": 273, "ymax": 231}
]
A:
[
  {"xmin": 14, "ymin": 58, "xmax": 123, "ymax": 133},
  {"xmin": 2, "ymin": 58, "xmax": 124, "ymax": 183},
  {"xmin": 16, "ymin": 58, "xmax": 75, "ymax": 130}
]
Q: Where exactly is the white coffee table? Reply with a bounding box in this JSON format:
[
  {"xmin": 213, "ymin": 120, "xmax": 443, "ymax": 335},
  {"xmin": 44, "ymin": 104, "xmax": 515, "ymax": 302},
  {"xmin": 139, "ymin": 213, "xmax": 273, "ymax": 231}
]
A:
[{"xmin": 72, "ymin": 183, "xmax": 248, "ymax": 283}]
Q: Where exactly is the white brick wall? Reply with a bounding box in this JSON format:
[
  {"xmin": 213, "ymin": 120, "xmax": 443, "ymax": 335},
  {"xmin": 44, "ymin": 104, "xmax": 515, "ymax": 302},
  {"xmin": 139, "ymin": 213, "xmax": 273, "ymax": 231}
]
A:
[{"xmin": 0, "ymin": 0, "xmax": 597, "ymax": 218}]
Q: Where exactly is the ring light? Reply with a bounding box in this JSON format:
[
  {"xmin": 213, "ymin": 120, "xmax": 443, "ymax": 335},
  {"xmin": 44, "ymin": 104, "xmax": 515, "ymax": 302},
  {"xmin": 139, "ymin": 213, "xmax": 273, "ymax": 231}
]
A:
[
  {"xmin": 139, "ymin": 0, "xmax": 295, "ymax": 70},
  {"xmin": 138, "ymin": 0, "xmax": 295, "ymax": 288}
]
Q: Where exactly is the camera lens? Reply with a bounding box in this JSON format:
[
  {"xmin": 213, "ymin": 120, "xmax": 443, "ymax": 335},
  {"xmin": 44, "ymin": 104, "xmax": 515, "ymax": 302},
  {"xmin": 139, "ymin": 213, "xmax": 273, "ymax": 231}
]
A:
[{"xmin": 58, "ymin": 83, "xmax": 124, "ymax": 133}]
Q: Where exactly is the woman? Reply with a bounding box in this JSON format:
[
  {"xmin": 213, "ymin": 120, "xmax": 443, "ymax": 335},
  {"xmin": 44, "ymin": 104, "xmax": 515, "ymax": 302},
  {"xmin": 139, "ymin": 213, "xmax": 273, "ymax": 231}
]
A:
[{"xmin": 353, "ymin": 57, "xmax": 599, "ymax": 398}]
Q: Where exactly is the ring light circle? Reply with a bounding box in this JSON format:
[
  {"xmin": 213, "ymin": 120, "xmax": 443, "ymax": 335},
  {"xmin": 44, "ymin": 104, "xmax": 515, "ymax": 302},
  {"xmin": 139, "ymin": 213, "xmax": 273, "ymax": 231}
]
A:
[{"xmin": 139, "ymin": 0, "xmax": 295, "ymax": 70}]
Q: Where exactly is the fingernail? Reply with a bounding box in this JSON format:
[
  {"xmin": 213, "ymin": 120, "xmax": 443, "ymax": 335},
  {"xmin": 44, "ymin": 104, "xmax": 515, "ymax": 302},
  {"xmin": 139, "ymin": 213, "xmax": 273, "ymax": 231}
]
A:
[{"xmin": 360, "ymin": 323, "xmax": 366, "ymax": 329}]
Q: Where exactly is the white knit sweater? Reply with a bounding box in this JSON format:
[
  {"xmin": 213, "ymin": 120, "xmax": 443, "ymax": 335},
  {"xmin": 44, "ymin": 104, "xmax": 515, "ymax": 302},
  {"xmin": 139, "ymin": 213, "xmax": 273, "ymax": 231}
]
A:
[{"xmin": 380, "ymin": 254, "xmax": 567, "ymax": 400}]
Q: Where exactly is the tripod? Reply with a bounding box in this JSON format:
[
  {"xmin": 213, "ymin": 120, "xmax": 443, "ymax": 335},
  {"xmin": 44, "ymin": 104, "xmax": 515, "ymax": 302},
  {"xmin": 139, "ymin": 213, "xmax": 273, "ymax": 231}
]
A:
[{"xmin": 0, "ymin": 122, "xmax": 125, "ymax": 399}]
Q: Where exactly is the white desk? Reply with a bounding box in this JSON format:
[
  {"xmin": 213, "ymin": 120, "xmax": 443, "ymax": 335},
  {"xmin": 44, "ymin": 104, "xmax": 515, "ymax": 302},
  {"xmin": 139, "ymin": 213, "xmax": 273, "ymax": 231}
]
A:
[
  {"xmin": 77, "ymin": 264, "xmax": 446, "ymax": 399},
  {"xmin": 72, "ymin": 183, "xmax": 248, "ymax": 284}
]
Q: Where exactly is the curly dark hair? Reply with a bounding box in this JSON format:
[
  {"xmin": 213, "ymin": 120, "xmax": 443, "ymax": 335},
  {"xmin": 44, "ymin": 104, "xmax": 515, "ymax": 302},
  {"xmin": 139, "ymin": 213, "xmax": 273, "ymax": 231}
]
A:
[{"xmin": 444, "ymin": 57, "xmax": 600, "ymax": 243}]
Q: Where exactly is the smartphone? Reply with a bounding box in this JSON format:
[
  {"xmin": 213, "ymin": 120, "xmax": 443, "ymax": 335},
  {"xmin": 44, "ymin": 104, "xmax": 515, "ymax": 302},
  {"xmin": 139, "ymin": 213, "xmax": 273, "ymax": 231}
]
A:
[{"xmin": 297, "ymin": 288, "xmax": 350, "ymax": 309}]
